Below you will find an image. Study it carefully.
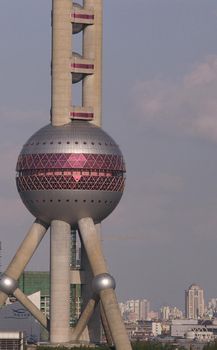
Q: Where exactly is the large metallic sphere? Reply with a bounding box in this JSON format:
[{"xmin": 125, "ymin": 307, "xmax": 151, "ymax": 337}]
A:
[
  {"xmin": 92, "ymin": 273, "xmax": 116, "ymax": 294},
  {"xmin": 16, "ymin": 121, "xmax": 126, "ymax": 227},
  {"xmin": 0, "ymin": 274, "xmax": 18, "ymax": 295}
]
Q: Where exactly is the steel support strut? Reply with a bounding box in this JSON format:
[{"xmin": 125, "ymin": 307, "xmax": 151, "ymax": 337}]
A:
[
  {"xmin": 0, "ymin": 219, "xmax": 49, "ymax": 306},
  {"xmin": 78, "ymin": 217, "xmax": 132, "ymax": 350},
  {"xmin": 13, "ymin": 288, "xmax": 49, "ymax": 329},
  {"xmin": 71, "ymin": 294, "xmax": 99, "ymax": 341}
]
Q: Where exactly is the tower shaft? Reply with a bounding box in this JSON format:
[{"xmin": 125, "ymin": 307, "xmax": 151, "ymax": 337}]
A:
[
  {"xmin": 50, "ymin": 1, "xmax": 72, "ymax": 343},
  {"xmin": 50, "ymin": 220, "xmax": 71, "ymax": 343},
  {"xmin": 83, "ymin": 0, "xmax": 103, "ymax": 127},
  {"xmin": 81, "ymin": 1, "xmax": 103, "ymax": 340},
  {"xmin": 51, "ymin": 0, "xmax": 72, "ymax": 126}
]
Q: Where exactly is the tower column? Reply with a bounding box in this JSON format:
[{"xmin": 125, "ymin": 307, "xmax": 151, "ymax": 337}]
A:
[
  {"xmin": 50, "ymin": 220, "xmax": 71, "ymax": 343},
  {"xmin": 50, "ymin": 1, "xmax": 73, "ymax": 343},
  {"xmin": 100, "ymin": 303, "xmax": 114, "ymax": 346},
  {"xmin": 83, "ymin": 0, "xmax": 103, "ymax": 127},
  {"xmin": 79, "ymin": 240, "xmax": 101, "ymax": 342},
  {"xmin": 51, "ymin": 0, "xmax": 73, "ymax": 126}
]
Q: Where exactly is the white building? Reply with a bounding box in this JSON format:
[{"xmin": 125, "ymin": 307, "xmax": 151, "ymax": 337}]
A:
[
  {"xmin": 161, "ymin": 306, "xmax": 170, "ymax": 321},
  {"xmin": 185, "ymin": 328, "xmax": 214, "ymax": 342},
  {"xmin": 140, "ymin": 299, "xmax": 150, "ymax": 320},
  {"xmin": 143, "ymin": 320, "xmax": 162, "ymax": 336},
  {"xmin": 171, "ymin": 319, "xmax": 198, "ymax": 337},
  {"xmin": 0, "ymin": 292, "xmax": 41, "ymax": 343},
  {"xmin": 161, "ymin": 306, "xmax": 183, "ymax": 321},
  {"xmin": 207, "ymin": 298, "xmax": 217, "ymax": 317},
  {"xmin": 0, "ymin": 332, "xmax": 24, "ymax": 350}
]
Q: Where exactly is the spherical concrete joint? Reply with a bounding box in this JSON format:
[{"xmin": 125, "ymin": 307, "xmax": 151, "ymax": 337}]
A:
[
  {"xmin": 0, "ymin": 274, "xmax": 18, "ymax": 295},
  {"xmin": 92, "ymin": 273, "xmax": 116, "ymax": 294}
]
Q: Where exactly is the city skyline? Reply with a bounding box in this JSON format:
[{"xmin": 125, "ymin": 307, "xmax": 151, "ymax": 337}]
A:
[{"xmin": 1, "ymin": 0, "xmax": 217, "ymax": 311}]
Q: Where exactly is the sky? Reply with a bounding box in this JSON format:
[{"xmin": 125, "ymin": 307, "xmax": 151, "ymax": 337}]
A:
[{"xmin": 1, "ymin": 0, "xmax": 217, "ymax": 311}]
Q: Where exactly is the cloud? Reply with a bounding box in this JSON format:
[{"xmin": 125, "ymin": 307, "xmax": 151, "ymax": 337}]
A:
[
  {"xmin": 132, "ymin": 55, "xmax": 217, "ymax": 142},
  {"xmin": 0, "ymin": 197, "xmax": 25, "ymax": 224},
  {"xmin": 103, "ymin": 172, "xmax": 184, "ymax": 243},
  {"xmin": 0, "ymin": 108, "xmax": 47, "ymax": 131}
]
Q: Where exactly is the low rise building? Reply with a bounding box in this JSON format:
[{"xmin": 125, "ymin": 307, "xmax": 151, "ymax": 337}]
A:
[
  {"xmin": 138, "ymin": 320, "xmax": 162, "ymax": 337},
  {"xmin": 0, "ymin": 332, "xmax": 24, "ymax": 350},
  {"xmin": 171, "ymin": 319, "xmax": 199, "ymax": 337},
  {"xmin": 0, "ymin": 293, "xmax": 40, "ymax": 344},
  {"xmin": 185, "ymin": 328, "xmax": 214, "ymax": 342}
]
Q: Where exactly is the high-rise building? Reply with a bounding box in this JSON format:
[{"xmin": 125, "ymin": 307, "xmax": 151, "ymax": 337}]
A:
[
  {"xmin": 208, "ymin": 298, "xmax": 217, "ymax": 311},
  {"xmin": 18, "ymin": 271, "xmax": 82, "ymax": 325},
  {"xmin": 0, "ymin": 242, "xmax": 2, "ymax": 274},
  {"xmin": 18, "ymin": 230, "xmax": 82, "ymax": 323},
  {"xmin": 185, "ymin": 284, "xmax": 205, "ymax": 319},
  {"xmin": 160, "ymin": 305, "xmax": 183, "ymax": 321},
  {"xmin": 18, "ymin": 271, "xmax": 50, "ymax": 317},
  {"xmin": 140, "ymin": 299, "xmax": 150, "ymax": 320},
  {"xmin": 161, "ymin": 306, "xmax": 170, "ymax": 321},
  {"xmin": 119, "ymin": 299, "xmax": 150, "ymax": 321}
]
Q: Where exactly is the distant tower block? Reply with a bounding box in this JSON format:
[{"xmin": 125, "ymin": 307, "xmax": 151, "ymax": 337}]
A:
[
  {"xmin": 185, "ymin": 284, "xmax": 205, "ymax": 319},
  {"xmin": 0, "ymin": 1, "xmax": 132, "ymax": 349},
  {"xmin": 0, "ymin": 242, "xmax": 2, "ymax": 274}
]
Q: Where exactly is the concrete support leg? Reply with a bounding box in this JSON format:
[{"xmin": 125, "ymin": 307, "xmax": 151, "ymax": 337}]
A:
[
  {"xmin": 79, "ymin": 223, "xmax": 101, "ymax": 343},
  {"xmin": 50, "ymin": 220, "xmax": 71, "ymax": 343},
  {"xmin": 100, "ymin": 288, "xmax": 132, "ymax": 350},
  {"xmin": 71, "ymin": 294, "xmax": 99, "ymax": 341},
  {"xmin": 78, "ymin": 217, "xmax": 132, "ymax": 350},
  {"xmin": 13, "ymin": 288, "xmax": 48, "ymax": 329},
  {"xmin": 0, "ymin": 219, "xmax": 49, "ymax": 306},
  {"xmin": 0, "ymin": 291, "xmax": 7, "ymax": 306},
  {"xmin": 78, "ymin": 218, "xmax": 107, "ymax": 275},
  {"xmin": 100, "ymin": 302, "xmax": 114, "ymax": 346}
]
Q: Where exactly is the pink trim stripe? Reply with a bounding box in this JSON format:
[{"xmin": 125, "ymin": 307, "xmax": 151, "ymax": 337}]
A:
[
  {"xmin": 17, "ymin": 174, "xmax": 125, "ymax": 193},
  {"xmin": 17, "ymin": 153, "xmax": 126, "ymax": 172},
  {"xmin": 71, "ymin": 63, "xmax": 94, "ymax": 70},
  {"xmin": 72, "ymin": 13, "xmax": 94, "ymax": 20},
  {"xmin": 70, "ymin": 112, "xmax": 94, "ymax": 119}
]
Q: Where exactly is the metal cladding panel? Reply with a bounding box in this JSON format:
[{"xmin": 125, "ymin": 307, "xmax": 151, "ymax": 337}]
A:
[
  {"xmin": 19, "ymin": 190, "xmax": 122, "ymax": 227},
  {"xmin": 20, "ymin": 121, "xmax": 123, "ymax": 156},
  {"xmin": 17, "ymin": 153, "xmax": 125, "ymax": 172}
]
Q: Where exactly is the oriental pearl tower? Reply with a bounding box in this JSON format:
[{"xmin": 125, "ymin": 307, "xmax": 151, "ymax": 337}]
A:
[{"xmin": 0, "ymin": 1, "xmax": 132, "ymax": 349}]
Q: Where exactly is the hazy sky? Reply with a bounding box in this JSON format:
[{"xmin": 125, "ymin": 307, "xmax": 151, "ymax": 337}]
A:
[{"xmin": 1, "ymin": 0, "xmax": 217, "ymax": 311}]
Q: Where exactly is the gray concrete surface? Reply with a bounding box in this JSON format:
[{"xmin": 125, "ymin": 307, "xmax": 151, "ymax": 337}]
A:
[{"xmin": 50, "ymin": 220, "xmax": 71, "ymax": 343}]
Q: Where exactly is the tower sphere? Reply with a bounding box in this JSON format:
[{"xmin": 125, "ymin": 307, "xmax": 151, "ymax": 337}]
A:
[{"xmin": 16, "ymin": 121, "xmax": 126, "ymax": 228}]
